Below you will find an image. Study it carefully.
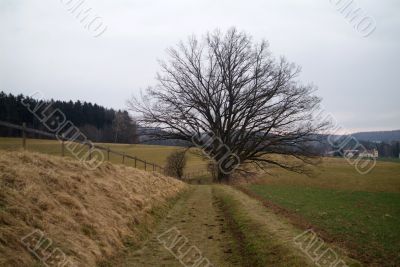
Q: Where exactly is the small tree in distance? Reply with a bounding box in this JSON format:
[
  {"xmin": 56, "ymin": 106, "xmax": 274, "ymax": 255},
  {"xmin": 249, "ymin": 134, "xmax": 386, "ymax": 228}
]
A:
[
  {"xmin": 165, "ymin": 150, "xmax": 187, "ymax": 179},
  {"xmin": 129, "ymin": 28, "xmax": 328, "ymax": 182}
]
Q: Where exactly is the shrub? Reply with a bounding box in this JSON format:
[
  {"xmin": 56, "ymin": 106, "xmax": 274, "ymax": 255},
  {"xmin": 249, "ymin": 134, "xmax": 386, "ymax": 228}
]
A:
[{"xmin": 165, "ymin": 150, "xmax": 187, "ymax": 179}]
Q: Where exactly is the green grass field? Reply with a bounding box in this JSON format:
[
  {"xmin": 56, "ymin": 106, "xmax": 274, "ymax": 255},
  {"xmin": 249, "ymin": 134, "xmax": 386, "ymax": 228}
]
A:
[
  {"xmin": 245, "ymin": 159, "xmax": 400, "ymax": 266},
  {"xmin": 247, "ymin": 185, "xmax": 400, "ymax": 265}
]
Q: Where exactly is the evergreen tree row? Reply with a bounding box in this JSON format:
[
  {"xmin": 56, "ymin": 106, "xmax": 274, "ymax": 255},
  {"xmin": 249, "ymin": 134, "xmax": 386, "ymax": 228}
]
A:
[{"xmin": 0, "ymin": 91, "xmax": 137, "ymax": 144}]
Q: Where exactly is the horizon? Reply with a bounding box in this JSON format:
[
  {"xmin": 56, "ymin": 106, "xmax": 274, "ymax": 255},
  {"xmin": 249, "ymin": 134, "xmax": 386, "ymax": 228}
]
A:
[{"xmin": 1, "ymin": 89, "xmax": 399, "ymax": 135}]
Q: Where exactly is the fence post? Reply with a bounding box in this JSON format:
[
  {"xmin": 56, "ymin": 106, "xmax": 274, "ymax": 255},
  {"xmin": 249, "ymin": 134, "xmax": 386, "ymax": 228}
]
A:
[
  {"xmin": 22, "ymin": 122, "xmax": 26, "ymax": 150},
  {"xmin": 144, "ymin": 161, "xmax": 147, "ymax": 171},
  {"xmin": 122, "ymin": 153, "xmax": 125, "ymax": 164},
  {"xmin": 107, "ymin": 147, "xmax": 110, "ymax": 161},
  {"xmin": 134, "ymin": 157, "xmax": 137, "ymax": 168}
]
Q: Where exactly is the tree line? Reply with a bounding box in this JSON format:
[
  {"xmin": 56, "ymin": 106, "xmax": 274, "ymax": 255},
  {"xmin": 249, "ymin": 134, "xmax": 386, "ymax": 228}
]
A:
[
  {"xmin": 0, "ymin": 91, "xmax": 138, "ymax": 144},
  {"xmin": 364, "ymin": 140, "xmax": 400, "ymax": 158}
]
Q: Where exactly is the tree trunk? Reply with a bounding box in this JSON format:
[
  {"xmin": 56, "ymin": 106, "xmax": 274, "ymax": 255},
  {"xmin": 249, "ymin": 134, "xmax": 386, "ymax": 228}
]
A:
[{"xmin": 114, "ymin": 132, "xmax": 118, "ymax": 143}]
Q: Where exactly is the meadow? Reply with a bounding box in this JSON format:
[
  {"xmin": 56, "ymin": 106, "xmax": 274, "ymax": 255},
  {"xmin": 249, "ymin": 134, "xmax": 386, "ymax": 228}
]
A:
[
  {"xmin": 245, "ymin": 158, "xmax": 400, "ymax": 266},
  {"xmin": 0, "ymin": 137, "xmax": 209, "ymax": 174},
  {"xmin": 1, "ymin": 137, "xmax": 399, "ymax": 265}
]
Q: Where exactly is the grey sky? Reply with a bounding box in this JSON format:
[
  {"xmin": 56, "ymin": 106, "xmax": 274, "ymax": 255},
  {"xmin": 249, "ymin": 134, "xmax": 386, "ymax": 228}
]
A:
[{"xmin": 0, "ymin": 0, "xmax": 399, "ymax": 133}]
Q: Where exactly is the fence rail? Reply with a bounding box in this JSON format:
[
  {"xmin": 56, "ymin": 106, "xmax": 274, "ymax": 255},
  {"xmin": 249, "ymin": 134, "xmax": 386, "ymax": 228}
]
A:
[{"xmin": 0, "ymin": 120, "xmax": 206, "ymax": 179}]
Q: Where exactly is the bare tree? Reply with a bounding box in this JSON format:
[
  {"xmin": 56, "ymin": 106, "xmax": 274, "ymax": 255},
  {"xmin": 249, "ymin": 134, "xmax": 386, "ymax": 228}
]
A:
[
  {"xmin": 129, "ymin": 28, "xmax": 328, "ymax": 182},
  {"xmin": 112, "ymin": 111, "xmax": 138, "ymax": 144},
  {"xmin": 165, "ymin": 150, "xmax": 187, "ymax": 179},
  {"xmin": 112, "ymin": 112, "xmax": 125, "ymax": 143}
]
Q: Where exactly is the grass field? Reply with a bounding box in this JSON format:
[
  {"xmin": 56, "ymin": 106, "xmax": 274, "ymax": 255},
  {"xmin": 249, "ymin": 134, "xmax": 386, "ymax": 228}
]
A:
[
  {"xmin": 1, "ymin": 137, "xmax": 400, "ymax": 265},
  {"xmin": 244, "ymin": 159, "xmax": 400, "ymax": 266},
  {"xmin": 258, "ymin": 157, "xmax": 400, "ymax": 192},
  {"xmin": 0, "ymin": 137, "xmax": 208, "ymax": 174},
  {"xmin": 247, "ymin": 185, "xmax": 400, "ymax": 265},
  {"xmin": 378, "ymin": 157, "xmax": 400, "ymax": 163}
]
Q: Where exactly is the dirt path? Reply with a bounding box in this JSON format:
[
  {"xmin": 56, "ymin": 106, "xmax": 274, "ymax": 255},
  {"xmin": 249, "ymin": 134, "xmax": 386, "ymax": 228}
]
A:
[
  {"xmin": 117, "ymin": 184, "xmax": 355, "ymax": 267},
  {"xmin": 213, "ymin": 185, "xmax": 359, "ymax": 267},
  {"xmin": 121, "ymin": 185, "xmax": 241, "ymax": 266}
]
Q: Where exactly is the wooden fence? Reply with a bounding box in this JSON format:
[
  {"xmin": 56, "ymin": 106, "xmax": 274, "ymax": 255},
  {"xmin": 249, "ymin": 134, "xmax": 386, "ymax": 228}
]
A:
[{"xmin": 0, "ymin": 120, "xmax": 206, "ymax": 179}]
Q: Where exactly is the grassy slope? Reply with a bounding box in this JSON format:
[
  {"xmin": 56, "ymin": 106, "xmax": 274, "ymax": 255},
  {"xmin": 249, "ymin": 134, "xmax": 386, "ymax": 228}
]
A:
[
  {"xmin": 0, "ymin": 137, "xmax": 209, "ymax": 173},
  {"xmin": 0, "ymin": 150, "xmax": 187, "ymax": 266},
  {"xmin": 98, "ymin": 188, "xmax": 193, "ymax": 267}
]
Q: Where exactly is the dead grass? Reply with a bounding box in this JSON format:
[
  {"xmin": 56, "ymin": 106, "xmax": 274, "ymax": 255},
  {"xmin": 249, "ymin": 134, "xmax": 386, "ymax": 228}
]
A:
[{"xmin": 0, "ymin": 150, "xmax": 186, "ymax": 266}]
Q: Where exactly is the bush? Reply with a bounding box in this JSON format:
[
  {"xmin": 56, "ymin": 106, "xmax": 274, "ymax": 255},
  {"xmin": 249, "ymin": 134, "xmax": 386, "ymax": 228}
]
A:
[{"xmin": 165, "ymin": 150, "xmax": 187, "ymax": 179}]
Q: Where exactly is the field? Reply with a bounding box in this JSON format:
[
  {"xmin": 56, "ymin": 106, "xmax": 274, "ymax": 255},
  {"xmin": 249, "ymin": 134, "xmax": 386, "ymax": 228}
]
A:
[
  {"xmin": 0, "ymin": 137, "xmax": 208, "ymax": 174},
  {"xmin": 1, "ymin": 137, "xmax": 400, "ymax": 266},
  {"xmin": 243, "ymin": 158, "xmax": 400, "ymax": 266}
]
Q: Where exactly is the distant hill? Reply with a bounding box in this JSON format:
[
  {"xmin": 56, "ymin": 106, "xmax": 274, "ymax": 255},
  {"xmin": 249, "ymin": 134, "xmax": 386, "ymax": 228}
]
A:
[{"xmin": 350, "ymin": 130, "xmax": 400, "ymax": 143}]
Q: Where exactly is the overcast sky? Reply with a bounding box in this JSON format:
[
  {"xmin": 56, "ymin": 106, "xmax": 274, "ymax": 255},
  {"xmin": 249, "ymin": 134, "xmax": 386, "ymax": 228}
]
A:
[{"xmin": 0, "ymin": 0, "xmax": 399, "ymax": 133}]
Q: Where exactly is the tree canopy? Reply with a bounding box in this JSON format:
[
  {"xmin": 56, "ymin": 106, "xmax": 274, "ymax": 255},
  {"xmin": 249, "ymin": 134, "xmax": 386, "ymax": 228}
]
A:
[{"xmin": 129, "ymin": 28, "xmax": 328, "ymax": 182}]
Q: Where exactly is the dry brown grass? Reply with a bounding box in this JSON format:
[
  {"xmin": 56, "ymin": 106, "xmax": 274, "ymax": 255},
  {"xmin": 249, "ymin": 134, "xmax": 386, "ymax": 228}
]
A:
[{"xmin": 0, "ymin": 150, "xmax": 186, "ymax": 266}]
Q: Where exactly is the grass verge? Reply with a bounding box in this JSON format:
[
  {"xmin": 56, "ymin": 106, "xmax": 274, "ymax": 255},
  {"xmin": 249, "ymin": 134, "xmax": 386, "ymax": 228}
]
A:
[
  {"xmin": 0, "ymin": 150, "xmax": 186, "ymax": 266},
  {"xmin": 97, "ymin": 187, "xmax": 194, "ymax": 266}
]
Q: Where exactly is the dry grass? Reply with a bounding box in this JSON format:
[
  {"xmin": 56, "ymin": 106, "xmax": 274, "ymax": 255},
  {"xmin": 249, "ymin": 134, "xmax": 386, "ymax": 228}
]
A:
[
  {"xmin": 238, "ymin": 156, "xmax": 400, "ymax": 192},
  {"xmin": 0, "ymin": 137, "xmax": 210, "ymax": 173},
  {"xmin": 0, "ymin": 150, "xmax": 186, "ymax": 266}
]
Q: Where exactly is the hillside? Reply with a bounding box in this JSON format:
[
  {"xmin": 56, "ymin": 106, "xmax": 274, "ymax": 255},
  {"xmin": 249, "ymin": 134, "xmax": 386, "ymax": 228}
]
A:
[
  {"xmin": 350, "ymin": 129, "xmax": 400, "ymax": 142},
  {"xmin": 0, "ymin": 150, "xmax": 186, "ymax": 266},
  {"xmin": 0, "ymin": 91, "xmax": 137, "ymax": 144}
]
